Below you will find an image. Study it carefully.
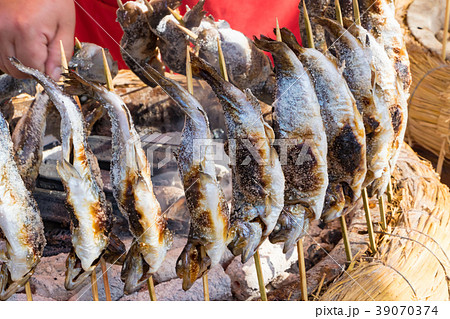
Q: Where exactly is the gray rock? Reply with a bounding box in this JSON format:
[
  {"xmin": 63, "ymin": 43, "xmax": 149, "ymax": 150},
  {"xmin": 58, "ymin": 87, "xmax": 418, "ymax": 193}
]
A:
[
  {"xmin": 153, "ymin": 246, "xmax": 184, "ymax": 284},
  {"xmin": 120, "ymin": 266, "xmax": 232, "ymax": 301},
  {"xmin": 225, "ymin": 240, "xmax": 298, "ymax": 300},
  {"xmin": 7, "ymin": 293, "xmax": 55, "ymax": 301}
]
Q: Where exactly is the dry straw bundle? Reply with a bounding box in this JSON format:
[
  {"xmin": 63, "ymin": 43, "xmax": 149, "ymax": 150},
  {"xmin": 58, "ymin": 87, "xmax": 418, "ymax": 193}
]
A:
[
  {"xmin": 400, "ymin": 0, "xmax": 450, "ymax": 170},
  {"xmin": 321, "ymin": 144, "xmax": 450, "ymax": 301}
]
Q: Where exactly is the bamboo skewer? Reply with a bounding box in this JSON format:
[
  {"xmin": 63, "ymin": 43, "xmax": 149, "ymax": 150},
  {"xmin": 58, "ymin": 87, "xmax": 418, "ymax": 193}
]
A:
[
  {"xmin": 100, "ymin": 258, "xmax": 112, "ymax": 301},
  {"xmin": 275, "ymin": 18, "xmax": 282, "ymax": 42},
  {"xmin": 168, "ymin": 7, "xmax": 184, "ymax": 25},
  {"xmin": 353, "ymin": 0, "xmax": 361, "ymax": 26},
  {"xmin": 378, "ymin": 196, "xmax": 387, "ymax": 231},
  {"xmin": 176, "ymin": 24, "xmax": 198, "ymax": 40},
  {"xmin": 91, "ymin": 271, "xmax": 99, "ymax": 301},
  {"xmin": 335, "ymin": 0, "xmax": 343, "ymax": 26},
  {"xmin": 25, "ymin": 281, "xmax": 33, "ymax": 301},
  {"xmin": 216, "ymin": 38, "xmax": 267, "ymax": 301},
  {"xmin": 186, "ymin": 46, "xmax": 210, "ymax": 301},
  {"xmin": 117, "ymin": 0, "xmax": 124, "ymax": 11},
  {"xmin": 297, "ymin": 239, "xmax": 308, "ymax": 301},
  {"xmin": 442, "ymin": 0, "xmax": 450, "ymax": 61},
  {"xmin": 75, "ymin": 37, "xmax": 83, "ymax": 50},
  {"xmin": 253, "ymin": 251, "xmax": 268, "ymax": 301},
  {"xmin": 147, "ymin": 277, "xmax": 157, "ymax": 301},
  {"xmin": 362, "ymin": 188, "xmax": 376, "ymax": 254}
]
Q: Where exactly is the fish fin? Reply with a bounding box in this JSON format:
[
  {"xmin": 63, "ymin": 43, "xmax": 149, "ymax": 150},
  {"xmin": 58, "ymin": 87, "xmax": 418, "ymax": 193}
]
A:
[
  {"xmin": 103, "ymin": 233, "xmax": 127, "ymax": 266},
  {"xmin": 264, "ymin": 195, "xmax": 272, "ymax": 219},
  {"xmin": 244, "ymin": 89, "xmax": 263, "ymax": 116},
  {"xmin": 56, "ymin": 159, "xmax": 82, "ymax": 182},
  {"xmin": 64, "ymin": 248, "xmax": 95, "ymax": 291}
]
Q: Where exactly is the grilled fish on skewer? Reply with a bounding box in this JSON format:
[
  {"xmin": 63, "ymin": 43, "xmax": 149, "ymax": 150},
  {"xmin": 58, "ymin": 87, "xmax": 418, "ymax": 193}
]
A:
[
  {"xmin": 10, "ymin": 58, "xmax": 113, "ymax": 290},
  {"xmin": 310, "ymin": 19, "xmax": 394, "ymax": 187},
  {"xmin": 286, "ymin": 45, "xmax": 366, "ymax": 222},
  {"xmin": 0, "ymin": 74, "xmax": 36, "ymax": 105},
  {"xmin": 253, "ymin": 37, "xmax": 328, "ymax": 253},
  {"xmin": 359, "ymin": 0, "xmax": 411, "ymax": 93},
  {"xmin": 65, "ymin": 71, "xmax": 173, "ymax": 294},
  {"xmin": 152, "ymin": 0, "xmax": 205, "ymax": 74},
  {"xmin": 143, "ymin": 66, "xmax": 229, "ymax": 290},
  {"xmin": 344, "ymin": 21, "xmax": 407, "ymax": 196},
  {"xmin": 0, "ymin": 112, "xmax": 46, "ymax": 301},
  {"xmin": 12, "ymin": 92, "xmax": 52, "ymax": 191},
  {"xmin": 191, "ymin": 56, "xmax": 285, "ymax": 263},
  {"xmin": 117, "ymin": 0, "xmax": 173, "ymax": 87}
]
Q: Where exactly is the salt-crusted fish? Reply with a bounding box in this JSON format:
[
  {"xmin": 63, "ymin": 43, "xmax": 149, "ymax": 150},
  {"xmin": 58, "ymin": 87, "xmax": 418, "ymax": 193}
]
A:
[
  {"xmin": 69, "ymin": 42, "xmax": 118, "ymax": 84},
  {"xmin": 359, "ymin": 0, "xmax": 411, "ymax": 93},
  {"xmin": 0, "ymin": 111, "xmax": 46, "ymax": 301},
  {"xmin": 65, "ymin": 71, "xmax": 173, "ymax": 294},
  {"xmin": 11, "ymin": 92, "xmax": 52, "ymax": 191},
  {"xmin": 117, "ymin": 0, "xmax": 179, "ymax": 87},
  {"xmin": 191, "ymin": 56, "xmax": 285, "ymax": 262},
  {"xmin": 10, "ymin": 58, "xmax": 113, "ymax": 290},
  {"xmin": 253, "ymin": 37, "xmax": 328, "ymax": 253},
  {"xmin": 311, "ymin": 18, "xmax": 394, "ymax": 187},
  {"xmin": 152, "ymin": 0, "xmax": 205, "ymax": 74},
  {"xmin": 143, "ymin": 65, "xmax": 229, "ymax": 290},
  {"xmin": 192, "ymin": 16, "xmax": 276, "ymax": 104},
  {"xmin": 287, "ymin": 46, "xmax": 367, "ymax": 222},
  {"xmin": 344, "ymin": 20, "xmax": 407, "ymax": 196}
]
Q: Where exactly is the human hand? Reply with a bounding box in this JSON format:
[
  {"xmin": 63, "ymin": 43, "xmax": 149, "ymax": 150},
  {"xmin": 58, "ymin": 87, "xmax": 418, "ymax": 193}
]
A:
[{"xmin": 0, "ymin": 0, "xmax": 75, "ymax": 80}]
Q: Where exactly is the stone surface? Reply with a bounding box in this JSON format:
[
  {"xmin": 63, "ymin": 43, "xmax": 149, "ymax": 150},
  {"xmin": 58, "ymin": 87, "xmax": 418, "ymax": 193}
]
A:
[
  {"xmin": 120, "ymin": 266, "xmax": 232, "ymax": 301},
  {"xmin": 225, "ymin": 240, "xmax": 298, "ymax": 300}
]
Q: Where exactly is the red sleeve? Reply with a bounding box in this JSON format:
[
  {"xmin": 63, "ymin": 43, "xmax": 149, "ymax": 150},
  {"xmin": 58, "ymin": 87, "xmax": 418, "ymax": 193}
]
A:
[{"xmin": 75, "ymin": 0, "xmax": 302, "ymax": 69}]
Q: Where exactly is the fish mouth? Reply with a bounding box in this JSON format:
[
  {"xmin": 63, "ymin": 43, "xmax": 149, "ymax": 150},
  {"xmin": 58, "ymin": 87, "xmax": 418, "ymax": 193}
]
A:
[
  {"xmin": 0, "ymin": 264, "xmax": 35, "ymax": 301},
  {"xmin": 227, "ymin": 220, "xmax": 264, "ymax": 263},
  {"xmin": 269, "ymin": 206, "xmax": 310, "ymax": 254},
  {"xmin": 321, "ymin": 184, "xmax": 346, "ymax": 223},
  {"xmin": 175, "ymin": 242, "xmax": 211, "ymax": 291},
  {"xmin": 64, "ymin": 248, "xmax": 98, "ymax": 291},
  {"xmin": 121, "ymin": 241, "xmax": 153, "ymax": 295}
]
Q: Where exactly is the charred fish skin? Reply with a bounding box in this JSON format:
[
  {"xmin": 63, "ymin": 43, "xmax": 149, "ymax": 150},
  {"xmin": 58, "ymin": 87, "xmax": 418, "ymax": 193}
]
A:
[
  {"xmin": 344, "ymin": 21, "xmax": 406, "ymax": 196},
  {"xmin": 359, "ymin": 0, "xmax": 411, "ymax": 93},
  {"xmin": 191, "ymin": 56, "xmax": 285, "ymax": 263},
  {"xmin": 9, "ymin": 58, "xmax": 113, "ymax": 290},
  {"xmin": 253, "ymin": 37, "xmax": 328, "ymax": 253},
  {"xmin": 12, "ymin": 92, "xmax": 51, "ymax": 191},
  {"xmin": 66, "ymin": 71, "xmax": 173, "ymax": 294},
  {"xmin": 0, "ymin": 112, "xmax": 46, "ymax": 301},
  {"xmin": 117, "ymin": 0, "xmax": 164, "ymax": 87},
  {"xmin": 312, "ymin": 18, "xmax": 394, "ymax": 187},
  {"xmin": 143, "ymin": 65, "xmax": 229, "ymax": 291},
  {"xmin": 291, "ymin": 47, "xmax": 367, "ymax": 222}
]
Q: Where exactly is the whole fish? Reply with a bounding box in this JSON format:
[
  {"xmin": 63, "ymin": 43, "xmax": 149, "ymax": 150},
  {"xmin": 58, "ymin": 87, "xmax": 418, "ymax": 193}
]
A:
[
  {"xmin": 311, "ymin": 18, "xmax": 394, "ymax": 188},
  {"xmin": 116, "ymin": 0, "xmax": 176, "ymax": 87},
  {"xmin": 253, "ymin": 37, "xmax": 328, "ymax": 253},
  {"xmin": 286, "ymin": 45, "xmax": 367, "ymax": 222},
  {"xmin": 69, "ymin": 42, "xmax": 118, "ymax": 84},
  {"xmin": 12, "ymin": 92, "xmax": 52, "ymax": 191},
  {"xmin": 0, "ymin": 111, "xmax": 46, "ymax": 301},
  {"xmin": 359, "ymin": 0, "xmax": 411, "ymax": 93},
  {"xmin": 65, "ymin": 71, "xmax": 173, "ymax": 294},
  {"xmin": 344, "ymin": 20, "xmax": 407, "ymax": 196},
  {"xmin": 10, "ymin": 58, "xmax": 113, "ymax": 290},
  {"xmin": 191, "ymin": 56, "xmax": 285, "ymax": 263},
  {"xmin": 143, "ymin": 65, "xmax": 229, "ymax": 290},
  {"xmin": 152, "ymin": 0, "xmax": 205, "ymax": 74}
]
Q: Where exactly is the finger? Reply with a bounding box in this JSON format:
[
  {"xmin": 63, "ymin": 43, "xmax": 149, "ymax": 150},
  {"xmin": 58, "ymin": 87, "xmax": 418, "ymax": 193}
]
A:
[
  {"xmin": 0, "ymin": 38, "xmax": 30, "ymax": 79},
  {"xmin": 45, "ymin": 15, "xmax": 75, "ymax": 81},
  {"xmin": 14, "ymin": 30, "xmax": 48, "ymax": 74}
]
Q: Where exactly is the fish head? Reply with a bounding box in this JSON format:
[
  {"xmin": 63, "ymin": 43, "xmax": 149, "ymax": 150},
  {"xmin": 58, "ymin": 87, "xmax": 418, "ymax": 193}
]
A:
[
  {"xmin": 227, "ymin": 219, "xmax": 263, "ymax": 263},
  {"xmin": 175, "ymin": 242, "xmax": 211, "ymax": 291},
  {"xmin": 321, "ymin": 184, "xmax": 346, "ymax": 223},
  {"xmin": 64, "ymin": 248, "xmax": 96, "ymax": 291},
  {"xmin": 0, "ymin": 264, "xmax": 34, "ymax": 301},
  {"xmin": 269, "ymin": 206, "xmax": 310, "ymax": 253},
  {"xmin": 117, "ymin": 1, "xmax": 147, "ymax": 29},
  {"xmin": 120, "ymin": 241, "xmax": 152, "ymax": 295}
]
